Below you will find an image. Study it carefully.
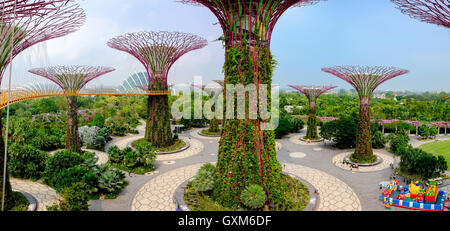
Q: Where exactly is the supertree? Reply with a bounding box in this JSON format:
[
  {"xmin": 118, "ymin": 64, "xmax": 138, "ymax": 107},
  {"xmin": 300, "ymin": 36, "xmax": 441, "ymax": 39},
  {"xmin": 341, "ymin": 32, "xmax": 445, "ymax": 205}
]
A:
[
  {"xmin": 192, "ymin": 83, "xmax": 223, "ymax": 133},
  {"xmin": 178, "ymin": 0, "xmax": 326, "ymax": 208},
  {"xmin": 107, "ymin": 31, "xmax": 207, "ymax": 148},
  {"xmin": 0, "ymin": 0, "xmax": 85, "ymax": 210},
  {"xmin": 29, "ymin": 66, "xmax": 115, "ymax": 153},
  {"xmin": 322, "ymin": 66, "xmax": 409, "ymax": 161},
  {"xmin": 391, "ymin": 0, "xmax": 450, "ymax": 29},
  {"xmin": 288, "ymin": 85, "xmax": 336, "ymax": 140}
]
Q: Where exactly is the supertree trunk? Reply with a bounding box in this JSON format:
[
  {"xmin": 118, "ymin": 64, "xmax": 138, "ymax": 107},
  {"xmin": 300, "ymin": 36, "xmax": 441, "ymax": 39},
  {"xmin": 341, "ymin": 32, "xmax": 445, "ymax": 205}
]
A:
[
  {"xmin": 305, "ymin": 100, "xmax": 319, "ymax": 140},
  {"xmin": 354, "ymin": 99, "xmax": 373, "ymax": 159},
  {"xmin": 0, "ymin": 113, "xmax": 13, "ymax": 209},
  {"xmin": 212, "ymin": 45, "xmax": 284, "ymax": 207},
  {"xmin": 145, "ymin": 95, "xmax": 173, "ymax": 148},
  {"xmin": 66, "ymin": 96, "xmax": 81, "ymax": 153},
  {"xmin": 209, "ymin": 118, "xmax": 219, "ymax": 133}
]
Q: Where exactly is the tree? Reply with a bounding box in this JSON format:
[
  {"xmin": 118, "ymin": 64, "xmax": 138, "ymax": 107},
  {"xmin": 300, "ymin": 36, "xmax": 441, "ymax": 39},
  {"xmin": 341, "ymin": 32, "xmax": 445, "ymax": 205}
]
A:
[
  {"xmin": 0, "ymin": 0, "xmax": 85, "ymax": 210},
  {"xmin": 322, "ymin": 66, "xmax": 409, "ymax": 162},
  {"xmin": 29, "ymin": 66, "xmax": 115, "ymax": 153},
  {"xmin": 108, "ymin": 31, "xmax": 207, "ymax": 147},
  {"xmin": 288, "ymin": 85, "xmax": 336, "ymax": 140},
  {"xmin": 180, "ymin": 0, "xmax": 325, "ymax": 207}
]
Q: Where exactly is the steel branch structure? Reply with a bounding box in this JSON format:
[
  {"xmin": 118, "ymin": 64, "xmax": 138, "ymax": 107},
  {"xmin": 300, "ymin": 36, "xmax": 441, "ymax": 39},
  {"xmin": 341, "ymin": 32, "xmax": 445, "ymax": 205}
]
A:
[
  {"xmin": 179, "ymin": 0, "xmax": 324, "ymax": 47},
  {"xmin": 107, "ymin": 31, "xmax": 207, "ymax": 90},
  {"xmin": 179, "ymin": 0, "xmax": 327, "ymax": 208},
  {"xmin": 322, "ymin": 66, "xmax": 409, "ymax": 160},
  {"xmin": 108, "ymin": 31, "xmax": 207, "ymax": 148},
  {"xmin": 0, "ymin": 0, "xmax": 86, "ymax": 83},
  {"xmin": 29, "ymin": 65, "xmax": 115, "ymax": 153},
  {"xmin": 288, "ymin": 85, "xmax": 336, "ymax": 140},
  {"xmin": 391, "ymin": 0, "xmax": 450, "ymax": 28}
]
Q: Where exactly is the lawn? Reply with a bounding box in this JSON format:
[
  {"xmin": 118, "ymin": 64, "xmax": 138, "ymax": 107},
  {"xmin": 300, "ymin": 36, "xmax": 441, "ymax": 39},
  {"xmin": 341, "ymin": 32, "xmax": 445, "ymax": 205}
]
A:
[{"xmin": 418, "ymin": 140, "xmax": 450, "ymax": 171}]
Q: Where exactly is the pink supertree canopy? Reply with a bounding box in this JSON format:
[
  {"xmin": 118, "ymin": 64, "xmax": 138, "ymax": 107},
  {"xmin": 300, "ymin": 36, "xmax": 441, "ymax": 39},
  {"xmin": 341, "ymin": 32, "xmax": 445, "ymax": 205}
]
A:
[
  {"xmin": 28, "ymin": 65, "xmax": 115, "ymax": 92},
  {"xmin": 391, "ymin": 0, "xmax": 450, "ymax": 29},
  {"xmin": 107, "ymin": 31, "xmax": 207, "ymax": 90},
  {"xmin": 321, "ymin": 66, "xmax": 409, "ymax": 103},
  {"xmin": 0, "ymin": 0, "xmax": 85, "ymax": 83},
  {"xmin": 178, "ymin": 0, "xmax": 326, "ymax": 47},
  {"xmin": 288, "ymin": 85, "xmax": 337, "ymax": 100}
]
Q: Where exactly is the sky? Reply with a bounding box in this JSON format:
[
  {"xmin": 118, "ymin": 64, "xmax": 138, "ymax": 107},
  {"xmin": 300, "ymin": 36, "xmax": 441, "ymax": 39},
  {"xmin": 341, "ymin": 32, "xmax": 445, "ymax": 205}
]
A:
[{"xmin": 7, "ymin": 0, "xmax": 450, "ymax": 92}]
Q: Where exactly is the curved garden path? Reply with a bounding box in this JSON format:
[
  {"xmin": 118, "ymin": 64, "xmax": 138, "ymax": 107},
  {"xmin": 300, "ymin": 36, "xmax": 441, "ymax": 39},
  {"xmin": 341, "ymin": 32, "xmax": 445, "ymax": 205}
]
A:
[{"xmin": 11, "ymin": 179, "xmax": 61, "ymax": 211}]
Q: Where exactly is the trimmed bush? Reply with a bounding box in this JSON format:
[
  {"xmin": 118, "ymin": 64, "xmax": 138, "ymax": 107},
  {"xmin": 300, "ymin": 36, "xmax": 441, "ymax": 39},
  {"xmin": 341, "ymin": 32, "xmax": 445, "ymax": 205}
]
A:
[
  {"xmin": 390, "ymin": 129, "xmax": 410, "ymax": 153},
  {"xmin": 372, "ymin": 131, "xmax": 387, "ymax": 149},
  {"xmin": 240, "ymin": 184, "xmax": 267, "ymax": 209},
  {"xmin": 7, "ymin": 143, "xmax": 49, "ymax": 180}
]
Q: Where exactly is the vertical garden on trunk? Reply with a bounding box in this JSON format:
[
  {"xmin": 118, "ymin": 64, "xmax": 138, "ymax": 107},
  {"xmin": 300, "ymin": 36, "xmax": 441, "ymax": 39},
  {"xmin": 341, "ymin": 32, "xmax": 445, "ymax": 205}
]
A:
[
  {"xmin": 179, "ymin": 0, "xmax": 325, "ymax": 208},
  {"xmin": 107, "ymin": 31, "xmax": 207, "ymax": 148},
  {"xmin": 322, "ymin": 66, "xmax": 409, "ymax": 162}
]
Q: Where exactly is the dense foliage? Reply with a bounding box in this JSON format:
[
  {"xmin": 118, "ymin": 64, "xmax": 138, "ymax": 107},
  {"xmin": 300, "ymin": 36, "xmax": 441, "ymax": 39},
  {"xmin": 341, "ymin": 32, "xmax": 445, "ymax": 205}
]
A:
[
  {"xmin": 42, "ymin": 150, "xmax": 127, "ymax": 198},
  {"xmin": 108, "ymin": 142, "xmax": 156, "ymax": 174},
  {"xmin": 396, "ymin": 146, "xmax": 447, "ymax": 179},
  {"xmin": 418, "ymin": 125, "xmax": 438, "ymax": 139},
  {"xmin": 47, "ymin": 182, "xmax": 90, "ymax": 211},
  {"xmin": 240, "ymin": 184, "xmax": 267, "ymax": 209},
  {"xmin": 7, "ymin": 143, "xmax": 49, "ymax": 180}
]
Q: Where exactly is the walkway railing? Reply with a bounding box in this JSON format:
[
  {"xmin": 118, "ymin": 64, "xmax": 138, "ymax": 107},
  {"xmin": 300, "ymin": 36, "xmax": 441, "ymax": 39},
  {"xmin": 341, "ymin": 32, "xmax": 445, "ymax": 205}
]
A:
[{"xmin": 0, "ymin": 89, "xmax": 170, "ymax": 109}]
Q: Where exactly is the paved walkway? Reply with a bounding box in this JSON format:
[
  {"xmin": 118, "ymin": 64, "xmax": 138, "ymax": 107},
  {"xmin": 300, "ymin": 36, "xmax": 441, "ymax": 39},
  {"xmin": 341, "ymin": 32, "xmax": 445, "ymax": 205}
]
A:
[
  {"xmin": 11, "ymin": 178, "xmax": 61, "ymax": 211},
  {"xmin": 332, "ymin": 152, "xmax": 394, "ymax": 172},
  {"xmin": 131, "ymin": 163, "xmax": 204, "ymax": 211},
  {"xmin": 284, "ymin": 163, "xmax": 362, "ymax": 211},
  {"xmin": 409, "ymin": 135, "xmax": 450, "ymax": 148}
]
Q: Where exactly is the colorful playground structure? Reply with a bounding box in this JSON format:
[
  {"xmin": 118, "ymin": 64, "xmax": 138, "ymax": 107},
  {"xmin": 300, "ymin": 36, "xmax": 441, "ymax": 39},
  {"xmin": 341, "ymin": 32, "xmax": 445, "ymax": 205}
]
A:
[{"xmin": 380, "ymin": 179, "xmax": 447, "ymax": 211}]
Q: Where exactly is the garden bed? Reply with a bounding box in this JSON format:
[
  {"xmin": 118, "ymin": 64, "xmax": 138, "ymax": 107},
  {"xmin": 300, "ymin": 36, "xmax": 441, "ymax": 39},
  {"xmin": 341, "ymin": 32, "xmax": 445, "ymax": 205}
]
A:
[
  {"xmin": 299, "ymin": 137, "xmax": 324, "ymax": 143},
  {"xmin": 198, "ymin": 129, "xmax": 221, "ymax": 137},
  {"xmin": 346, "ymin": 154, "xmax": 382, "ymax": 166},
  {"xmin": 132, "ymin": 138, "xmax": 189, "ymax": 154},
  {"xmin": 176, "ymin": 173, "xmax": 312, "ymax": 211},
  {"xmin": 6, "ymin": 191, "xmax": 30, "ymax": 211}
]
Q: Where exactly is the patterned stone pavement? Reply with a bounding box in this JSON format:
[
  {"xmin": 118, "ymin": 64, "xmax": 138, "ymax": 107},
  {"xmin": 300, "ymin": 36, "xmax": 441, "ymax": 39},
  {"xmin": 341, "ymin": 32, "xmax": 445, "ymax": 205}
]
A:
[
  {"xmin": 288, "ymin": 134, "xmax": 323, "ymax": 146},
  {"xmin": 332, "ymin": 152, "xmax": 394, "ymax": 172},
  {"xmin": 283, "ymin": 163, "xmax": 362, "ymax": 211},
  {"xmin": 131, "ymin": 162, "xmax": 362, "ymax": 211},
  {"xmin": 131, "ymin": 163, "xmax": 204, "ymax": 211},
  {"xmin": 156, "ymin": 138, "xmax": 204, "ymax": 161},
  {"xmin": 11, "ymin": 178, "xmax": 62, "ymax": 211}
]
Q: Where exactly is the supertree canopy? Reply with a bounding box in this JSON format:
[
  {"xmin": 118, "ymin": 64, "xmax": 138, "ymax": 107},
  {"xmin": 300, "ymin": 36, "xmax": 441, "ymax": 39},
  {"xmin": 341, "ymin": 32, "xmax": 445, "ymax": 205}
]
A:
[
  {"xmin": 179, "ymin": 0, "xmax": 326, "ymax": 208},
  {"xmin": 322, "ymin": 66, "xmax": 409, "ymax": 162},
  {"xmin": 0, "ymin": 0, "xmax": 85, "ymax": 211},
  {"xmin": 288, "ymin": 85, "xmax": 336, "ymax": 140},
  {"xmin": 29, "ymin": 66, "xmax": 115, "ymax": 153},
  {"xmin": 391, "ymin": 0, "xmax": 450, "ymax": 29},
  {"xmin": 107, "ymin": 31, "xmax": 207, "ymax": 148}
]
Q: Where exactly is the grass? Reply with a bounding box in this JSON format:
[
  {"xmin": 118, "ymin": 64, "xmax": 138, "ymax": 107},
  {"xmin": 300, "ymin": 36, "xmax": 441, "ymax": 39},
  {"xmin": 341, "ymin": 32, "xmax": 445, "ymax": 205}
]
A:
[
  {"xmin": 184, "ymin": 174, "xmax": 310, "ymax": 211},
  {"xmin": 132, "ymin": 138, "xmax": 186, "ymax": 153},
  {"xmin": 349, "ymin": 153, "xmax": 378, "ymax": 164},
  {"xmin": 418, "ymin": 140, "xmax": 450, "ymax": 171}
]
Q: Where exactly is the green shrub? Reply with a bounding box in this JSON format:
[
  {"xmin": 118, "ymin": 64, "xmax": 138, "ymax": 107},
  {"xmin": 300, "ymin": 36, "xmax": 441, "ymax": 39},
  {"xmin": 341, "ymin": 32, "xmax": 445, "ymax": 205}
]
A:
[
  {"xmin": 397, "ymin": 146, "xmax": 447, "ymax": 179},
  {"xmin": 30, "ymin": 134, "xmax": 63, "ymax": 151},
  {"xmin": 390, "ymin": 129, "xmax": 410, "ymax": 153},
  {"xmin": 47, "ymin": 182, "xmax": 89, "ymax": 211},
  {"xmin": 108, "ymin": 146, "xmax": 125, "ymax": 163},
  {"xmin": 240, "ymin": 184, "xmax": 267, "ymax": 209},
  {"xmin": 320, "ymin": 116, "xmax": 357, "ymax": 149},
  {"xmin": 287, "ymin": 116, "xmax": 305, "ymax": 133},
  {"xmin": 274, "ymin": 118, "xmax": 291, "ymax": 139},
  {"xmin": 418, "ymin": 125, "xmax": 438, "ymax": 139},
  {"xmin": 372, "ymin": 131, "xmax": 387, "ymax": 149},
  {"xmin": 199, "ymin": 163, "xmax": 216, "ymax": 175},
  {"xmin": 8, "ymin": 143, "xmax": 49, "ymax": 180},
  {"xmin": 192, "ymin": 169, "xmax": 215, "ymax": 192},
  {"xmin": 108, "ymin": 143, "xmax": 156, "ymax": 173}
]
